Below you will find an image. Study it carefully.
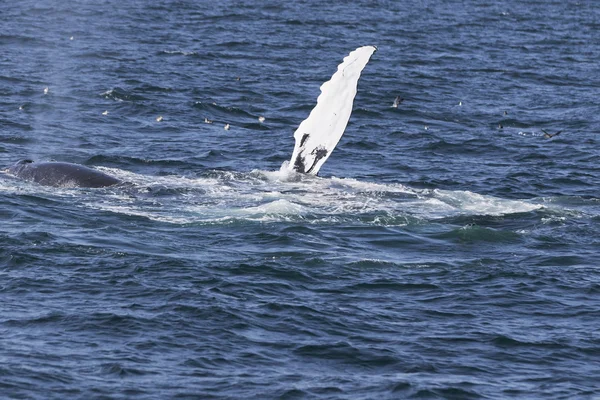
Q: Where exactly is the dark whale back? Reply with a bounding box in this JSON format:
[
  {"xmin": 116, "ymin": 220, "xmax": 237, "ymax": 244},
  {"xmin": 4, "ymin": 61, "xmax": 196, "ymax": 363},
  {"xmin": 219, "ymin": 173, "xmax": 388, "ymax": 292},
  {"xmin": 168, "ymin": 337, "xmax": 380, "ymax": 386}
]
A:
[{"xmin": 7, "ymin": 160, "xmax": 120, "ymax": 188}]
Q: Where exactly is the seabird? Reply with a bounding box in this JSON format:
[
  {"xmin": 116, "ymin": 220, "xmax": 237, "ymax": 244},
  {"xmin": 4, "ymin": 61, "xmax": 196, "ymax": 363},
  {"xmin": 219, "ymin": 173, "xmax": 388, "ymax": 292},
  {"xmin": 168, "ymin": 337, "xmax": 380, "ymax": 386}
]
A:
[
  {"xmin": 392, "ymin": 96, "xmax": 403, "ymax": 108},
  {"xmin": 542, "ymin": 129, "xmax": 561, "ymax": 139}
]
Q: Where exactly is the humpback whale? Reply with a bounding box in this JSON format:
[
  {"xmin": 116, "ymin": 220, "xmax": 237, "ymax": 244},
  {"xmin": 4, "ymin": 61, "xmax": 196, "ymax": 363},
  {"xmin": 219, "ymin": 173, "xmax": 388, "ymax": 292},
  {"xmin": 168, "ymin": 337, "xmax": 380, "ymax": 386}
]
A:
[
  {"xmin": 5, "ymin": 46, "xmax": 376, "ymax": 187},
  {"xmin": 6, "ymin": 160, "xmax": 120, "ymax": 188}
]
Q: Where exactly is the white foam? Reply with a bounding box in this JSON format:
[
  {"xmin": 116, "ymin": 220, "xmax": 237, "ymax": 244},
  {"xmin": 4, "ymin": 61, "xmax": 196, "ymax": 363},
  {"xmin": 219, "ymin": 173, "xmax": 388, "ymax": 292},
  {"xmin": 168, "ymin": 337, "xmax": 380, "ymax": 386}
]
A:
[
  {"xmin": 1, "ymin": 167, "xmax": 548, "ymax": 225},
  {"xmin": 161, "ymin": 50, "xmax": 197, "ymax": 56},
  {"xmin": 432, "ymin": 189, "xmax": 542, "ymax": 216},
  {"xmin": 100, "ymin": 89, "xmax": 123, "ymax": 101}
]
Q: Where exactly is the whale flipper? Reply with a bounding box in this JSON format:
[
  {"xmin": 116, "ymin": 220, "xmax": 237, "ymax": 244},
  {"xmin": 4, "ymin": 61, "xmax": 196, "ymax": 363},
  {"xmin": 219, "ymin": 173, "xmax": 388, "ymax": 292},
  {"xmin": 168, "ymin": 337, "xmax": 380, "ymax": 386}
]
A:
[{"xmin": 289, "ymin": 45, "xmax": 376, "ymax": 175}]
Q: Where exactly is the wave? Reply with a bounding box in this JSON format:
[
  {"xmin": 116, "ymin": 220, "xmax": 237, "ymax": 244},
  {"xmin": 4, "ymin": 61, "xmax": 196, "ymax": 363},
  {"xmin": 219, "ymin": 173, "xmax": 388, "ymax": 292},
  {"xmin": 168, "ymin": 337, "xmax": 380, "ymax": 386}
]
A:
[{"xmin": 100, "ymin": 87, "xmax": 147, "ymax": 102}]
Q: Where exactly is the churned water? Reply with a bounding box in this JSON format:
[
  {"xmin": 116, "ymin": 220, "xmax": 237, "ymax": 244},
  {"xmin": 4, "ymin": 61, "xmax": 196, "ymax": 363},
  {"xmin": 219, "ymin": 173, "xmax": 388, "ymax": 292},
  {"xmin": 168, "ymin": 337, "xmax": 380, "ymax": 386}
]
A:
[{"xmin": 1, "ymin": 1, "xmax": 599, "ymax": 398}]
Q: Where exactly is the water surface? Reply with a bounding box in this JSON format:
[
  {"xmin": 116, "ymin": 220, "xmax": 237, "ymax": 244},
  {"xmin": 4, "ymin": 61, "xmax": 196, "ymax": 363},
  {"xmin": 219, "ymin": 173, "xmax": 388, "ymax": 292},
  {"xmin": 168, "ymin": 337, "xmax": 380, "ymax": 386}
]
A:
[{"xmin": 1, "ymin": 1, "xmax": 599, "ymax": 398}]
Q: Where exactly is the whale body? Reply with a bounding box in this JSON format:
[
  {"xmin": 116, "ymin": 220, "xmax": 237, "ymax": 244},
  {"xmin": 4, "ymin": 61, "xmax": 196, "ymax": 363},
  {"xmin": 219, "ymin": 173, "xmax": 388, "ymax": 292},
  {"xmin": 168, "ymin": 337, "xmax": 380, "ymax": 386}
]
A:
[{"xmin": 7, "ymin": 160, "xmax": 120, "ymax": 188}]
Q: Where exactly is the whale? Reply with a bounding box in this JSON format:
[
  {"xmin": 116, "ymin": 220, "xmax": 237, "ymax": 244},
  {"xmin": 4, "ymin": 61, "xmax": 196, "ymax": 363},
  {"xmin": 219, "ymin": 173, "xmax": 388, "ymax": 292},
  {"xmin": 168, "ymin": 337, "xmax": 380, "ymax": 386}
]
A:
[
  {"xmin": 5, "ymin": 46, "xmax": 376, "ymax": 187},
  {"xmin": 6, "ymin": 159, "xmax": 120, "ymax": 188}
]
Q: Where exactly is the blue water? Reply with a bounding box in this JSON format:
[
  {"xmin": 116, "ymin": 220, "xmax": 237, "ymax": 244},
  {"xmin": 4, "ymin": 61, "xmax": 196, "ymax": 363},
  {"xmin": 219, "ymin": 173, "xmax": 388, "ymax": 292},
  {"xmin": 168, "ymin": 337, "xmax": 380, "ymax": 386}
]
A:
[{"xmin": 2, "ymin": 1, "xmax": 600, "ymax": 398}]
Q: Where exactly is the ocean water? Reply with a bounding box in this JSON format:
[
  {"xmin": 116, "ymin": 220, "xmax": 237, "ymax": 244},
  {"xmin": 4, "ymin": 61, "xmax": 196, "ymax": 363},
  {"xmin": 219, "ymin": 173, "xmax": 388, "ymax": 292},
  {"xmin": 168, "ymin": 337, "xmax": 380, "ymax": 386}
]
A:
[{"xmin": 1, "ymin": 1, "xmax": 599, "ymax": 398}]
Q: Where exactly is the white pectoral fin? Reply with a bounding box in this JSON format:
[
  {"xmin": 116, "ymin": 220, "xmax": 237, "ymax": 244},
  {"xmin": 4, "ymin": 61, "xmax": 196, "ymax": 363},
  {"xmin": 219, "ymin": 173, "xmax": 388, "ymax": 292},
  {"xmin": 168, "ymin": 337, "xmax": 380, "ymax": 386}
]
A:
[{"xmin": 289, "ymin": 45, "xmax": 377, "ymax": 174}]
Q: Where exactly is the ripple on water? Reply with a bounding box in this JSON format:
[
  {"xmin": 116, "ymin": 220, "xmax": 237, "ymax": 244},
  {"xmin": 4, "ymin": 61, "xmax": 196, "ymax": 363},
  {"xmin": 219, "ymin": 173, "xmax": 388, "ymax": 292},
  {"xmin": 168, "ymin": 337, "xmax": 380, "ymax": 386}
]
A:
[{"xmin": 1, "ymin": 0, "xmax": 600, "ymax": 398}]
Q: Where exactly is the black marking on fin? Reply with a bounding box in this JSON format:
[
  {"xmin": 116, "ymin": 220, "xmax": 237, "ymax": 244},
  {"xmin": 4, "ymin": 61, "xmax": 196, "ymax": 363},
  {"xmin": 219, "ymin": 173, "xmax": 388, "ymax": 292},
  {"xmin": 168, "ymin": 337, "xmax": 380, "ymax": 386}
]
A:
[
  {"xmin": 299, "ymin": 133, "xmax": 310, "ymax": 148},
  {"xmin": 293, "ymin": 152, "xmax": 306, "ymax": 173},
  {"xmin": 305, "ymin": 147, "xmax": 328, "ymax": 174}
]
